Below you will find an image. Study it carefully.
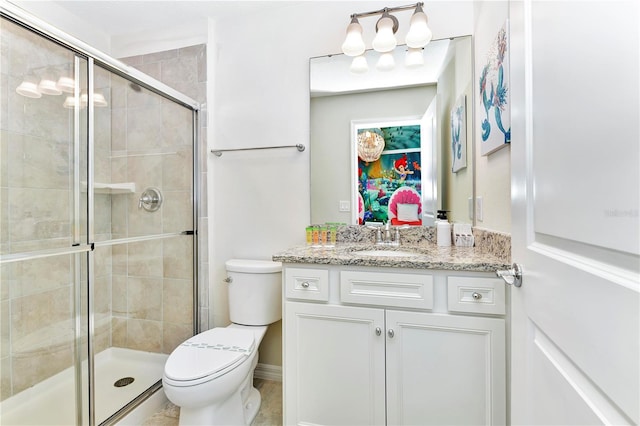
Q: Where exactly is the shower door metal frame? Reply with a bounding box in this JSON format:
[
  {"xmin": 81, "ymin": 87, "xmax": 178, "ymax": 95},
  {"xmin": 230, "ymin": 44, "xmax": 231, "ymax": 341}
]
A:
[{"xmin": 1, "ymin": 2, "xmax": 201, "ymax": 425}]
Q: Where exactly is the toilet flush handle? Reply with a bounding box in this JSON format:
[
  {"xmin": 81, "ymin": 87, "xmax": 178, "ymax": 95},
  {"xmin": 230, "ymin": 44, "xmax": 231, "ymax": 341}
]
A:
[{"xmin": 224, "ymin": 277, "xmax": 232, "ymax": 283}]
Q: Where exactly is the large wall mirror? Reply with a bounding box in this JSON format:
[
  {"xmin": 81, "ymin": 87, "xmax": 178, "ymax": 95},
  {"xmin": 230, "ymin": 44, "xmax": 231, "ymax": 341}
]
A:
[{"xmin": 310, "ymin": 35, "xmax": 474, "ymax": 227}]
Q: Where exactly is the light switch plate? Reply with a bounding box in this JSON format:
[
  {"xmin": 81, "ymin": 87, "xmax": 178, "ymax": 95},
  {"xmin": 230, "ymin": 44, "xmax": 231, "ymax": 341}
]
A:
[
  {"xmin": 476, "ymin": 196, "xmax": 483, "ymax": 222},
  {"xmin": 339, "ymin": 200, "xmax": 351, "ymax": 212}
]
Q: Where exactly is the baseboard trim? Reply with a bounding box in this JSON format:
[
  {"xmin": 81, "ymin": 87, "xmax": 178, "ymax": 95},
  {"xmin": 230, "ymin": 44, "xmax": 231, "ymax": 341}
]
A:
[{"xmin": 255, "ymin": 363, "xmax": 282, "ymax": 382}]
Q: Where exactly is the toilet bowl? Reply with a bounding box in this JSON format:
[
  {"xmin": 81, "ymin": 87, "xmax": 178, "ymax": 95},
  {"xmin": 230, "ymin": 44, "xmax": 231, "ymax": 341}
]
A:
[{"xmin": 162, "ymin": 259, "xmax": 281, "ymax": 426}]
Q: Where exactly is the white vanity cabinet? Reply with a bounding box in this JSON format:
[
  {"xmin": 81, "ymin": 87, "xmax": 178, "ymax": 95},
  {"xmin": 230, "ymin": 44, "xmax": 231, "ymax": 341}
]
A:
[{"xmin": 283, "ymin": 265, "xmax": 507, "ymax": 426}]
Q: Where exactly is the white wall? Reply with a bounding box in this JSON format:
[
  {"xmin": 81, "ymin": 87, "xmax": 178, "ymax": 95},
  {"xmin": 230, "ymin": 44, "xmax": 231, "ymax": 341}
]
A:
[{"xmin": 473, "ymin": 1, "xmax": 511, "ymax": 233}]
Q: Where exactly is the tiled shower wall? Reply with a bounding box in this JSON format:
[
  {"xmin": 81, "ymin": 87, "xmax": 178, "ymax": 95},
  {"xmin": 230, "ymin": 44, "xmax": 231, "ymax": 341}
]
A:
[
  {"xmin": 119, "ymin": 44, "xmax": 209, "ymax": 332},
  {"xmin": 92, "ymin": 66, "xmax": 196, "ymax": 355}
]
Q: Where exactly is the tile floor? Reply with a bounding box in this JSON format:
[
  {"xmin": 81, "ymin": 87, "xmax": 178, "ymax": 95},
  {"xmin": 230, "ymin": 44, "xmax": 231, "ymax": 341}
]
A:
[{"xmin": 142, "ymin": 379, "xmax": 282, "ymax": 425}]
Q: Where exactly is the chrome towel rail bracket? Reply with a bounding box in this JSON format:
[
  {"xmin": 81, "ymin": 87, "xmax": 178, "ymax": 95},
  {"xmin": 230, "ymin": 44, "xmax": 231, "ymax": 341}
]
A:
[{"xmin": 211, "ymin": 144, "xmax": 305, "ymax": 157}]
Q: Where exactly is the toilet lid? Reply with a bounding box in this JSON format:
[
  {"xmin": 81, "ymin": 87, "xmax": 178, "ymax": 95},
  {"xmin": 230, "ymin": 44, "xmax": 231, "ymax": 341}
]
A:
[{"xmin": 164, "ymin": 328, "xmax": 256, "ymax": 382}]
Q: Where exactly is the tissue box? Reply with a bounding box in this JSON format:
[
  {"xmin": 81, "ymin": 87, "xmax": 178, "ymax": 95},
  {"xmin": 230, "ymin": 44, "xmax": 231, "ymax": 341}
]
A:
[{"xmin": 453, "ymin": 223, "xmax": 474, "ymax": 247}]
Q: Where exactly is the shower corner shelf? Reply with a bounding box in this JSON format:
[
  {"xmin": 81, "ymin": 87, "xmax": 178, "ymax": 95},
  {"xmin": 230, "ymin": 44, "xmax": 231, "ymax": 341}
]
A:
[{"xmin": 82, "ymin": 182, "xmax": 137, "ymax": 194}]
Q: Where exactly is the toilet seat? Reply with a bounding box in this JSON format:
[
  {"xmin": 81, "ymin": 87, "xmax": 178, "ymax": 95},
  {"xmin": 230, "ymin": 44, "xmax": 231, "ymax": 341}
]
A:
[{"xmin": 164, "ymin": 328, "xmax": 256, "ymax": 385}]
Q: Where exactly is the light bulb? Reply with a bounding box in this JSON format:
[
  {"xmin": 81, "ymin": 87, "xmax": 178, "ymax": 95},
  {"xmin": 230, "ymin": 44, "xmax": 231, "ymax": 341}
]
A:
[
  {"xmin": 376, "ymin": 52, "xmax": 395, "ymax": 71},
  {"xmin": 372, "ymin": 12, "xmax": 397, "ymax": 53},
  {"xmin": 405, "ymin": 5, "xmax": 432, "ymax": 48},
  {"xmin": 350, "ymin": 55, "xmax": 369, "ymax": 74},
  {"xmin": 341, "ymin": 17, "xmax": 366, "ymax": 57},
  {"xmin": 405, "ymin": 47, "xmax": 424, "ymax": 68}
]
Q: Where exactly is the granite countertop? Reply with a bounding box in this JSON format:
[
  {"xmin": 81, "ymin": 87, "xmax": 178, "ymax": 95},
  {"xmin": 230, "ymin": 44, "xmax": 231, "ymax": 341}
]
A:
[{"xmin": 272, "ymin": 243, "xmax": 511, "ymax": 272}]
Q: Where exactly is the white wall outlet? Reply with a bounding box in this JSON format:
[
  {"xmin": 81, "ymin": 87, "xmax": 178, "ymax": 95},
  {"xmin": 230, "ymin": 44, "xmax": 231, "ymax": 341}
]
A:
[
  {"xmin": 468, "ymin": 197, "xmax": 473, "ymax": 220},
  {"xmin": 339, "ymin": 200, "xmax": 351, "ymax": 212},
  {"xmin": 476, "ymin": 196, "xmax": 483, "ymax": 222}
]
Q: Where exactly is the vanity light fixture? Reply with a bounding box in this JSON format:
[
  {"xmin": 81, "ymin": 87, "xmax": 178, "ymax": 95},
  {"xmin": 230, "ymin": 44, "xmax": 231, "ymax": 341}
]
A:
[{"xmin": 341, "ymin": 2, "xmax": 432, "ymax": 73}]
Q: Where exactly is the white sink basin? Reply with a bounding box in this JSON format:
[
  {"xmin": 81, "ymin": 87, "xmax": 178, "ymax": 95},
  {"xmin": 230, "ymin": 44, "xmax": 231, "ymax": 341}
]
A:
[{"xmin": 354, "ymin": 249, "xmax": 420, "ymax": 257}]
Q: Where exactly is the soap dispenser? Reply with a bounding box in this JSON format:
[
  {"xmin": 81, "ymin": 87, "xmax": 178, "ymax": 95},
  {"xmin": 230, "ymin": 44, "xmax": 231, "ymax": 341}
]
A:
[{"xmin": 435, "ymin": 210, "xmax": 451, "ymax": 247}]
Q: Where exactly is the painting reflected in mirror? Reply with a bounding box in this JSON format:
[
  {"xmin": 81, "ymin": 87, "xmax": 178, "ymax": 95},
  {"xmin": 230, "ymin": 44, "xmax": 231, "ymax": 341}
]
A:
[{"xmin": 353, "ymin": 119, "xmax": 424, "ymax": 226}]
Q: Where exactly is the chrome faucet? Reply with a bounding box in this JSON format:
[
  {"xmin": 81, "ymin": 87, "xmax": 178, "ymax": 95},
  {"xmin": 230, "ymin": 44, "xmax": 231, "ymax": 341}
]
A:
[
  {"xmin": 384, "ymin": 221, "xmax": 392, "ymax": 243},
  {"xmin": 367, "ymin": 222, "xmax": 410, "ymax": 246}
]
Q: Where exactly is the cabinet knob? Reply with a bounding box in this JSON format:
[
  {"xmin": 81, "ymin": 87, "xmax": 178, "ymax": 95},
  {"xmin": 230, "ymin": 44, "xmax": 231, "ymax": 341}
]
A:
[
  {"xmin": 300, "ymin": 281, "xmax": 310, "ymax": 288},
  {"xmin": 472, "ymin": 292, "xmax": 482, "ymax": 300},
  {"xmin": 375, "ymin": 327, "xmax": 382, "ymax": 336},
  {"xmin": 387, "ymin": 329, "xmax": 395, "ymax": 338}
]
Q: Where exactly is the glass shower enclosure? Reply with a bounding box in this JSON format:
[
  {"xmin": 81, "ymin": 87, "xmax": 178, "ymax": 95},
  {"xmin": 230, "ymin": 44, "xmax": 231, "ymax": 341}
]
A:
[{"xmin": 1, "ymin": 6, "xmax": 198, "ymax": 425}]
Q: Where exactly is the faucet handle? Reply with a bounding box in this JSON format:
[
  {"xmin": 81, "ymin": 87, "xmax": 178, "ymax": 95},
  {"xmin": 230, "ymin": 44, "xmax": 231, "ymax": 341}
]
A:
[
  {"xmin": 365, "ymin": 224, "xmax": 383, "ymax": 243},
  {"xmin": 393, "ymin": 225, "xmax": 412, "ymax": 244}
]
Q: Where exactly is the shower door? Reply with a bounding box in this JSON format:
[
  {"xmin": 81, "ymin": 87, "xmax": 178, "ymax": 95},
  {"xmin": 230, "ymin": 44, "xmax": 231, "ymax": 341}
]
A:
[
  {"xmin": 1, "ymin": 12, "xmax": 197, "ymax": 426},
  {"xmin": 91, "ymin": 65, "xmax": 195, "ymax": 424},
  {"xmin": 1, "ymin": 16, "xmax": 92, "ymax": 426}
]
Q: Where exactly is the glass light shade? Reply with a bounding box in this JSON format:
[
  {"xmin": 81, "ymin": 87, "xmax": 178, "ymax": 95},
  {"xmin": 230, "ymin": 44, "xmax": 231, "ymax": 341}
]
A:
[
  {"xmin": 405, "ymin": 8, "xmax": 432, "ymax": 48},
  {"xmin": 341, "ymin": 18, "xmax": 366, "ymax": 57},
  {"xmin": 372, "ymin": 16, "xmax": 397, "ymax": 53},
  {"xmin": 376, "ymin": 52, "xmax": 395, "ymax": 72},
  {"xmin": 63, "ymin": 95, "xmax": 79, "ymax": 109},
  {"xmin": 80, "ymin": 92, "xmax": 89, "ymax": 107},
  {"xmin": 350, "ymin": 55, "xmax": 369, "ymax": 74},
  {"xmin": 405, "ymin": 47, "xmax": 424, "ymax": 68},
  {"xmin": 16, "ymin": 76, "xmax": 42, "ymax": 98},
  {"xmin": 38, "ymin": 71, "xmax": 62, "ymax": 96},
  {"xmin": 57, "ymin": 76, "xmax": 75, "ymax": 93},
  {"xmin": 93, "ymin": 91, "xmax": 108, "ymax": 107}
]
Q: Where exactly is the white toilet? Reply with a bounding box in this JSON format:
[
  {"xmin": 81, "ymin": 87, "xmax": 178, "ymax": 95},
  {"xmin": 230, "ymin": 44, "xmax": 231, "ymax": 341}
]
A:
[{"xmin": 162, "ymin": 259, "xmax": 282, "ymax": 426}]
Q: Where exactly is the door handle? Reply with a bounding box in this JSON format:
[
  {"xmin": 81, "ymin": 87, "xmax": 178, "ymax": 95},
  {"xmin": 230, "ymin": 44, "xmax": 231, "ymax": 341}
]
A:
[{"xmin": 496, "ymin": 263, "xmax": 523, "ymax": 287}]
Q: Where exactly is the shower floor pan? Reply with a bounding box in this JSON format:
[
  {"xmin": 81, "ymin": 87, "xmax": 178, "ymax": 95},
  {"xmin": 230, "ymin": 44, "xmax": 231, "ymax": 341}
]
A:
[{"xmin": 1, "ymin": 347, "xmax": 168, "ymax": 425}]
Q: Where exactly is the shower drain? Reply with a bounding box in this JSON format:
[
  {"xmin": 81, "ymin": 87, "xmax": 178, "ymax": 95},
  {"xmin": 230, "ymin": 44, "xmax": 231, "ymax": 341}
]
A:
[{"xmin": 113, "ymin": 377, "xmax": 135, "ymax": 387}]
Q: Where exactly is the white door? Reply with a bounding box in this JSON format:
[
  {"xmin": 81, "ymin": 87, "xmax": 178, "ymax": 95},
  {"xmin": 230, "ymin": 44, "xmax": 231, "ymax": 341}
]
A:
[
  {"xmin": 421, "ymin": 98, "xmax": 438, "ymax": 226},
  {"xmin": 509, "ymin": 1, "xmax": 639, "ymax": 425}
]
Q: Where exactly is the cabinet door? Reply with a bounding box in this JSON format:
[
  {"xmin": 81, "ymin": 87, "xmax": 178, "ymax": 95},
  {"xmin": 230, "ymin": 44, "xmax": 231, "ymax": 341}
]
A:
[
  {"xmin": 386, "ymin": 310, "xmax": 506, "ymax": 425},
  {"xmin": 284, "ymin": 302, "xmax": 386, "ymax": 426}
]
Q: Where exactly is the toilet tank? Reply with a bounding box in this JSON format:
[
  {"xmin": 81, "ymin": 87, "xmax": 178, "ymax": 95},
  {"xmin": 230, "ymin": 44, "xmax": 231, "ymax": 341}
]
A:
[{"xmin": 225, "ymin": 259, "xmax": 282, "ymax": 326}]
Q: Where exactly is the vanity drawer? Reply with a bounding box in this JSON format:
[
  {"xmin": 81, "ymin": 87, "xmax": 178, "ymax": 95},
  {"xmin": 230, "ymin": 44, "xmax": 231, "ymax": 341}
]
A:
[
  {"xmin": 285, "ymin": 267, "xmax": 329, "ymax": 302},
  {"xmin": 340, "ymin": 271, "xmax": 433, "ymax": 309},
  {"xmin": 447, "ymin": 276, "xmax": 505, "ymax": 315}
]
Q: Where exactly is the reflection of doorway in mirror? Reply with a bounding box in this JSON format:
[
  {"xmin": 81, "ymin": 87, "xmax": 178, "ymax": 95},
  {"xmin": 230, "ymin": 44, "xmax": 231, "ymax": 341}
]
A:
[{"xmin": 355, "ymin": 121, "xmax": 423, "ymax": 225}]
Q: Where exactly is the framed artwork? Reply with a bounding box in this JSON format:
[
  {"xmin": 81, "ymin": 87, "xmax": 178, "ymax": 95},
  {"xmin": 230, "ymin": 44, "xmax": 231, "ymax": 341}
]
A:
[
  {"xmin": 451, "ymin": 94, "xmax": 467, "ymax": 172},
  {"xmin": 479, "ymin": 20, "xmax": 511, "ymax": 156},
  {"xmin": 352, "ymin": 118, "xmax": 424, "ymax": 226}
]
